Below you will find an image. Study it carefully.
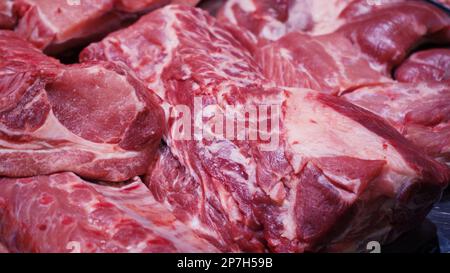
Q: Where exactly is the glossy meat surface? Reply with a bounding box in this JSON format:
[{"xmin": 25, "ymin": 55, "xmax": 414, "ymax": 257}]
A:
[{"xmin": 0, "ymin": 30, "xmax": 165, "ymax": 181}]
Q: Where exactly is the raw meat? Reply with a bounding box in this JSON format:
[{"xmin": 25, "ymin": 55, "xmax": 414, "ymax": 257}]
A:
[
  {"xmin": 13, "ymin": 0, "xmax": 200, "ymax": 54},
  {"xmin": 0, "ymin": 172, "xmax": 219, "ymax": 252},
  {"xmin": 14, "ymin": 0, "xmax": 127, "ymax": 55},
  {"xmin": 216, "ymin": 0, "xmax": 406, "ymax": 41},
  {"xmin": 255, "ymin": 1, "xmax": 450, "ymax": 95},
  {"xmin": 256, "ymin": 31, "xmax": 392, "ymax": 95},
  {"xmin": 199, "ymin": 0, "xmax": 227, "ymax": 16},
  {"xmin": 395, "ymin": 49, "xmax": 450, "ymax": 83},
  {"xmin": 343, "ymin": 82, "xmax": 450, "ymax": 164},
  {"xmin": 0, "ymin": 0, "xmax": 15, "ymax": 29},
  {"xmin": 0, "ymin": 30, "xmax": 165, "ymax": 181},
  {"xmin": 254, "ymin": 3, "xmax": 450, "ymax": 163},
  {"xmin": 81, "ymin": 5, "xmax": 450, "ymax": 252},
  {"xmin": 0, "ymin": 242, "xmax": 8, "ymax": 253},
  {"xmin": 432, "ymin": 0, "xmax": 450, "ymax": 8},
  {"xmin": 114, "ymin": 0, "xmax": 197, "ymax": 12},
  {"xmin": 83, "ymin": 5, "xmax": 270, "ymax": 252}
]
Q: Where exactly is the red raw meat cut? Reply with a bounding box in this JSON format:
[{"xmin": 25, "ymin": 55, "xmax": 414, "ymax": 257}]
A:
[
  {"xmin": 216, "ymin": 0, "xmax": 405, "ymax": 41},
  {"xmin": 0, "ymin": 0, "xmax": 15, "ymax": 29},
  {"xmin": 255, "ymin": 1, "xmax": 450, "ymax": 95},
  {"xmin": 0, "ymin": 30, "xmax": 165, "ymax": 181},
  {"xmin": 199, "ymin": 0, "xmax": 227, "ymax": 16},
  {"xmin": 252, "ymin": 2, "xmax": 450, "ymax": 163},
  {"xmin": 13, "ymin": 0, "xmax": 200, "ymax": 54},
  {"xmin": 14, "ymin": 0, "xmax": 126, "ymax": 54},
  {"xmin": 0, "ymin": 172, "xmax": 219, "ymax": 253},
  {"xmin": 343, "ymin": 82, "xmax": 450, "ymax": 164},
  {"xmin": 83, "ymin": 5, "xmax": 270, "ymax": 252},
  {"xmin": 433, "ymin": 0, "xmax": 450, "ymax": 8},
  {"xmin": 116, "ymin": 0, "xmax": 200, "ymax": 12},
  {"xmin": 395, "ymin": 49, "xmax": 450, "ymax": 83},
  {"xmin": 81, "ymin": 5, "xmax": 450, "ymax": 252},
  {"xmin": 145, "ymin": 145, "xmax": 243, "ymax": 252}
]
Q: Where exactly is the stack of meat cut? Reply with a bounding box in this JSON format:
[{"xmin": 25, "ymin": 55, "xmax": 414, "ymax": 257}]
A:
[{"xmin": 0, "ymin": 0, "xmax": 449, "ymax": 253}]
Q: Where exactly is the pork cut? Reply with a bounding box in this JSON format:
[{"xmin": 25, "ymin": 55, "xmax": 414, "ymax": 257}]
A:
[
  {"xmin": 343, "ymin": 82, "xmax": 450, "ymax": 164},
  {"xmin": 0, "ymin": 241, "xmax": 8, "ymax": 253},
  {"xmin": 0, "ymin": 30, "xmax": 165, "ymax": 181},
  {"xmin": 145, "ymin": 145, "xmax": 244, "ymax": 252},
  {"xmin": 199, "ymin": 0, "xmax": 227, "ymax": 16},
  {"xmin": 253, "ymin": 2, "xmax": 450, "ymax": 163},
  {"xmin": 115, "ymin": 0, "xmax": 200, "ymax": 12},
  {"xmin": 395, "ymin": 49, "xmax": 450, "ymax": 83},
  {"xmin": 216, "ymin": 0, "xmax": 406, "ymax": 41},
  {"xmin": 0, "ymin": 172, "xmax": 219, "ymax": 253},
  {"xmin": 13, "ymin": 0, "xmax": 200, "ymax": 55},
  {"xmin": 0, "ymin": 0, "xmax": 15, "ymax": 29},
  {"xmin": 83, "ymin": 5, "xmax": 271, "ymax": 252},
  {"xmin": 256, "ymin": 31, "xmax": 393, "ymax": 95},
  {"xmin": 81, "ymin": 5, "xmax": 450, "ymax": 252},
  {"xmin": 255, "ymin": 1, "xmax": 450, "ymax": 95}
]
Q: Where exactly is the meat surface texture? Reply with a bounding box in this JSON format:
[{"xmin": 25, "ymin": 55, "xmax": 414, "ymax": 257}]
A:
[
  {"xmin": 0, "ymin": 30, "xmax": 165, "ymax": 181},
  {"xmin": 13, "ymin": 0, "xmax": 200, "ymax": 54},
  {"xmin": 253, "ymin": 1, "xmax": 450, "ymax": 164},
  {"xmin": 144, "ymin": 145, "xmax": 244, "ymax": 252},
  {"xmin": 81, "ymin": 5, "xmax": 450, "ymax": 252},
  {"xmin": 0, "ymin": 0, "xmax": 15, "ymax": 29},
  {"xmin": 199, "ymin": 0, "xmax": 227, "ymax": 16},
  {"xmin": 395, "ymin": 49, "xmax": 450, "ymax": 83},
  {"xmin": 343, "ymin": 83, "xmax": 450, "ymax": 164},
  {"xmin": 0, "ymin": 172, "xmax": 219, "ymax": 252},
  {"xmin": 216, "ymin": 0, "xmax": 406, "ymax": 41},
  {"xmin": 0, "ymin": 1, "xmax": 448, "ymax": 253},
  {"xmin": 255, "ymin": 1, "xmax": 450, "ymax": 94}
]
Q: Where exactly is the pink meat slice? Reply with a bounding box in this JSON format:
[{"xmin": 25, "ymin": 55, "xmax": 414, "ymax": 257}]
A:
[
  {"xmin": 267, "ymin": 88, "xmax": 449, "ymax": 252},
  {"xmin": 0, "ymin": 241, "xmax": 8, "ymax": 253},
  {"xmin": 0, "ymin": 172, "xmax": 219, "ymax": 253},
  {"xmin": 395, "ymin": 49, "xmax": 450, "ymax": 83},
  {"xmin": 14, "ymin": 0, "xmax": 123, "ymax": 54},
  {"xmin": 255, "ymin": 1, "xmax": 450, "ymax": 95},
  {"xmin": 83, "ymin": 5, "xmax": 270, "ymax": 252},
  {"xmin": 13, "ymin": 0, "xmax": 200, "ymax": 54},
  {"xmin": 256, "ymin": 31, "xmax": 392, "ymax": 95},
  {"xmin": 0, "ymin": 30, "xmax": 165, "ymax": 181},
  {"xmin": 343, "ymin": 82, "xmax": 450, "ymax": 163},
  {"xmin": 116, "ymin": 0, "xmax": 200, "ymax": 12},
  {"xmin": 0, "ymin": 0, "xmax": 15, "ymax": 29},
  {"xmin": 199, "ymin": 0, "xmax": 227, "ymax": 16},
  {"xmin": 82, "ymin": 5, "xmax": 450, "ymax": 252},
  {"xmin": 216, "ymin": 0, "xmax": 406, "ymax": 41},
  {"xmin": 145, "ymin": 145, "xmax": 244, "ymax": 252}
]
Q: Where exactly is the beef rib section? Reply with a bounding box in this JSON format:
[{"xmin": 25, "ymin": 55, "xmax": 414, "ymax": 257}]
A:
[
  {"xmin": 0, "ymin": 30, "xmax": 165, "ymax": 181},
  {"xmin": 81, "ymin": 5, "xmax": 450, "ymax": 252}
]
